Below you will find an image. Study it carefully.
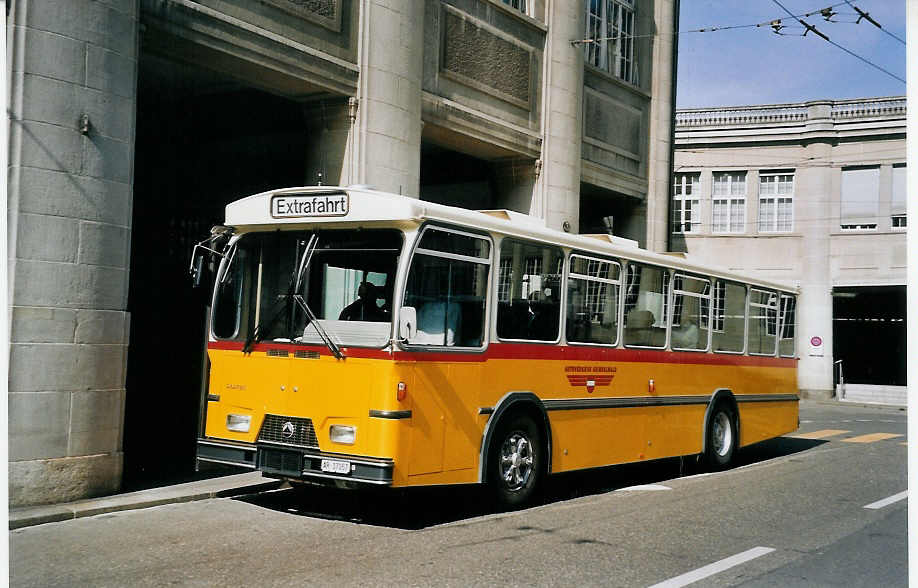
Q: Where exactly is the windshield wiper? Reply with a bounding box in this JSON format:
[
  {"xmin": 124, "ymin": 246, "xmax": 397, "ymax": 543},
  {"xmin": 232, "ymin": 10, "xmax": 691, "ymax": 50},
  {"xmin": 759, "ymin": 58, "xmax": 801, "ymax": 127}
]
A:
[
  {"xmin": 243, "ymin": 286, "xmax": 292, "ymax": 354},
  {"xmin": 293, "ymin": 294, "xmax": 344, "ymax": 360}
]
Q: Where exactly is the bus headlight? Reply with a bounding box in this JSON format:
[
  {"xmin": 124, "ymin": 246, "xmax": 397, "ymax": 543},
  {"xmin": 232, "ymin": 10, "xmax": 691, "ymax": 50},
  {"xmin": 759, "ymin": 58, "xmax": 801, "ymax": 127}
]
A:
[
  {"xmin": 226, "ymin": 414, "xmax": 251, "ymax": 432},
  {"xmin": 329, "ymin": 425, "xmax": 356, "ymax": 445}
]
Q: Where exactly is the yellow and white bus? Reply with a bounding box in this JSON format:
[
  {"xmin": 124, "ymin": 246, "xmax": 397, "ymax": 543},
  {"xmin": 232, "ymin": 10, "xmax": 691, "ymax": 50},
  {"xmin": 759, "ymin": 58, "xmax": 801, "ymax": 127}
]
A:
[{"xmin": 192, "ymin": 186, "xmax": 798, "ymax": 507}]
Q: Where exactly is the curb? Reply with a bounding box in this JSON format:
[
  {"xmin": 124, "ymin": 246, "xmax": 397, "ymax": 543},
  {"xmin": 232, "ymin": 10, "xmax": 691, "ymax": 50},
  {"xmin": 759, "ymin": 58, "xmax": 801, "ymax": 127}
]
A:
[{"xmin": 10, "ymin": 472, "xmax": 283, "ymax": 530}]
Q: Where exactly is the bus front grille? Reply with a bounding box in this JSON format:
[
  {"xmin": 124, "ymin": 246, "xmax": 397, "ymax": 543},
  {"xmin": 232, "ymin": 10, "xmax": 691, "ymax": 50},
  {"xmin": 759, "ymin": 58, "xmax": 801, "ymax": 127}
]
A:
[{"xmin": 257, "ymin": 414, "xmax": 319, "ymax": 449}]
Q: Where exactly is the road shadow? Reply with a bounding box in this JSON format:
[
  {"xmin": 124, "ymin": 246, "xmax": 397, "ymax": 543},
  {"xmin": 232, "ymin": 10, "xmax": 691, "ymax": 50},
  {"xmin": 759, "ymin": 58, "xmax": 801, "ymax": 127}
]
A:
[{"xmin": 234, "ymin": 435, "xmax": 827, "ymax": 530}]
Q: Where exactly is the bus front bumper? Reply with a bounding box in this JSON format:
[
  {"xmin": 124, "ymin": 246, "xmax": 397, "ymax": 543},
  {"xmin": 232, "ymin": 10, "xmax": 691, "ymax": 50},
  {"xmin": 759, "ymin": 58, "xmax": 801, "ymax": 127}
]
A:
[
  {"xmin": 256, "ymin": 441, "xmax": 394, "ymax": 486},
  {"xmin": 195, "ymin": 438, "xmax": 393, "ymax": 486}
]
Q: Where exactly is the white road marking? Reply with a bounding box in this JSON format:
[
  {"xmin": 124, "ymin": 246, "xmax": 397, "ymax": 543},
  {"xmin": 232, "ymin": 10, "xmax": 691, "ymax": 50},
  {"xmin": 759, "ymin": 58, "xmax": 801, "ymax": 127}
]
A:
[
  {"xmin": 647, "ymin": 546, "xmax": 776, "ymax": 588},
  {"xmin": 615, "ymin": 484, "xmax": 672, "ymax": 492},
  {"xmin": 864, "ymin": 490, "xmax": 908, "ymax": 510}
]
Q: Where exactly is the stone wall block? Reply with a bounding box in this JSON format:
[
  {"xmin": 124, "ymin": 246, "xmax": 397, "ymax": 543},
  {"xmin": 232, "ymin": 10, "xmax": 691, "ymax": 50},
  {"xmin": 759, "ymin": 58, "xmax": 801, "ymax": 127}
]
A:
[
  {"xmin": 18, "ymin": 168, "xmax": 132, "ymax": 226},
  {"xmin": 82, "ymin": 134, "xmax": 133, "ymax": 184},
  {"xmin": 9, "ymin": 453, "xmax": 123, "ymax": 507},
  {"xmin": 75, "ymin": 310, "xmax": 128, "ymax": 344},
  {"xmin": 69, "ymin": 389, "xmax": 124, "ymax": 456},
  {"xmin": 8, "ymin": 344, "xmax": 80, "ymax": 393},
  {"xmin": 9, "ymin": 392, "xmax": 72, "ymax": 461},
  {"xmin": 79, "ymin": 222, "xmax": 130, "ymax": 268},
  {"xmin": 13, "ymin": 260, "xmax": 128, "ymax": 309},
  {"xmin": 11, "ymin": 307, "xmax": 78, "ymax": 343},
  {"xmin": 25, "ymin": 0, "xmax": 137, "ymax": 56},
  {"xmin": 18, "ymin": 121, "xmax": 82, "ymax": 174},
  {"xmin": 86, "ymin": 45, "xmax": 137, "ymax": 99},
  {"xmin": 80, "ymin": 86, "xmax": 135, "ymax": 142},
  {"xmin": 76, "ymin": 344, "xmax": 127, "ymax": 391},
  {"xmin": 19, "ymin": 26, "xmax": 85, "ymax": 84},
  {"xmin": 16, "ymin": 213, "xmax": 80, "ymax": 263},
  {"xmin": 19, "ymin": 74, "xmax": 79, "ymax": 128}
]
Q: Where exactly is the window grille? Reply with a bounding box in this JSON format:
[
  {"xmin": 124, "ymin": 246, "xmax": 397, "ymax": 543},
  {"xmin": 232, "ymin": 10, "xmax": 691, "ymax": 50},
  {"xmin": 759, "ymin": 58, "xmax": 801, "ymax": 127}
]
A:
[
  {"xmin": 673, "ymin": 173, "xmax": 701, "ymax": 233},
  {"xmin": 584, "ymin": 0, "xmax": 637, "ymax": 84},
  {"xmin": 759, "ymin": 172, "xmax": 794, "ymax": 232}
]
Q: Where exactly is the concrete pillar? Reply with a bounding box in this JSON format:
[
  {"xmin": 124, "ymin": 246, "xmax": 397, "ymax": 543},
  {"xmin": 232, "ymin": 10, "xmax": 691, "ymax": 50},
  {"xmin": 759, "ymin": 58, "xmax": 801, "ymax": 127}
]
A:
[
  {"xmin": 645, "ymin": 0, "xmax": 676, "ymax": 252},
  {"xmin": 7, "ymin": 0, "xmax": 139, "ymax": 505},
  {"xmin": 796, "ymin": 143, "xmax": 835, "ymax": 398},
  {"xmin": 352, "ymin": 0, "xmax": 424, "ymax": 196},
  {"xmin": 539, "ymin": 0, "xmax": 584, "ymax": 232}
]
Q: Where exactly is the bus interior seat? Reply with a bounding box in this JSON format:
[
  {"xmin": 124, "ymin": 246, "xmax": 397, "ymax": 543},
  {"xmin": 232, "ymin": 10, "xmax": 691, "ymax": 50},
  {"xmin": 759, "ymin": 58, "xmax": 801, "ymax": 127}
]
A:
[
  {"xmin": 528, "ymin": 300, "xmax": 560, "ymax": 340},
  {"xmin": 671, "ymin": 319, "xmax": 700, "ymax": 349},
  {"xmin": 625, "ymin": 309, "xmax": 662, "ymax": 347},
  {"xmin": 415, "ymin": 300, "xmax": 462, "ymax": 345}
]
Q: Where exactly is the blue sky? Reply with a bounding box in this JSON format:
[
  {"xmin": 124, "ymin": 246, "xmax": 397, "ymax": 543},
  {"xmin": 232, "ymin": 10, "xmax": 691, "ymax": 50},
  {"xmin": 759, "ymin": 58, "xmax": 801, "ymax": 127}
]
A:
[{"xmin": 676, "ymin": 0, "xmax": 906, "ymax": 108}]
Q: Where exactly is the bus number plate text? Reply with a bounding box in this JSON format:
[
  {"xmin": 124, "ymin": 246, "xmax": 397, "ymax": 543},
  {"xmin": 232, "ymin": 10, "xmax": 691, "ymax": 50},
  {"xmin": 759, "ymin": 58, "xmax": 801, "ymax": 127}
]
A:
[{"xmin": 320, "ymin": 459, "xmax": 351, "ymax": 475}]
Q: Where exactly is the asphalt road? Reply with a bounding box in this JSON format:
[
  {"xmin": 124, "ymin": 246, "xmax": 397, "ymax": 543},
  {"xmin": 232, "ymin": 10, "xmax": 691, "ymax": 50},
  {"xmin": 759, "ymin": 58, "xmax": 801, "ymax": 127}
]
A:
[{"xmin": 11, "ymin": 400, "xmax": 907, "ymax": 587}]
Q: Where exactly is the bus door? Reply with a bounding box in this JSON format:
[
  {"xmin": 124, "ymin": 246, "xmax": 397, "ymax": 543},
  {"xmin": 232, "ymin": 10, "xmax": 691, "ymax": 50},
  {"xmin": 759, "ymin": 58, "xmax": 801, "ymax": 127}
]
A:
[{"xmin": 400, "ymin": 226, "xmax": 492, "ymax": 477}]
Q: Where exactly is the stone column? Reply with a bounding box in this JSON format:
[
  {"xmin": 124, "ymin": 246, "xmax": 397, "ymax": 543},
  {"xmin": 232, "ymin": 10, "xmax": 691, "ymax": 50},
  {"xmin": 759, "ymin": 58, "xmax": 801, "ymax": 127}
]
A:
[
  {"xmin": 352, "ymin": 0, "xmax": 424, "ymax": 196},
  {"xmin": 7, "ymin": 0, "xmax": 139, "ymax": 505},
  {"xmin": 645, "ymin": 0, "xmax": 676, "ymax": 252},
  {"xmin": 796, "ymin": 142, "xmax": 835, "ymax": 398},
  {"xmin": 539, "ymin": 0, "xmax": 584, "ymax": 232}
]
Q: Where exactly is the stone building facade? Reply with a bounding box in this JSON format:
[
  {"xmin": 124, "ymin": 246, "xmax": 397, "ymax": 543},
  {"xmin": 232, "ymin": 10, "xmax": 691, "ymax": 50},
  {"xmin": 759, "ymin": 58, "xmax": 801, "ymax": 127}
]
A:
[
  {"xmin": 673, "ymin": 97, "xmax": 907, "ymax": 404},
  {"xmin": 8, "ymin": 0, "xmax": 677, "ymax": 505}
]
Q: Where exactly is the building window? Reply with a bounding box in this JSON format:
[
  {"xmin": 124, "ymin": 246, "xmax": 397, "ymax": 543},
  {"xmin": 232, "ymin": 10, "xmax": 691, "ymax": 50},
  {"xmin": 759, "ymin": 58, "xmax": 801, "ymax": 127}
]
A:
[
  {"xmin": 840, "ymin": 166, "xmax": 879, "ymax": 231},
  {"xmin": 673, "ymin": 173, "xmax": 701, "ymax": 233},
  {"xmin": 501, "ymin": 0, "xmax": 529, "ymax": 15},
  {"xmin": 759, "ymin": 172, "xmax": 794, "ymax": 232},
  {"xmin": 712, "ymin": 172, "xmax": 746, "ymax": 233},
  {"xmin": 892, "ymin": 164, "xmax": 906, "ymax": 229},
  {"xmin": 584, "ymin": 0, "xmax": 636, "ymax": 84}
]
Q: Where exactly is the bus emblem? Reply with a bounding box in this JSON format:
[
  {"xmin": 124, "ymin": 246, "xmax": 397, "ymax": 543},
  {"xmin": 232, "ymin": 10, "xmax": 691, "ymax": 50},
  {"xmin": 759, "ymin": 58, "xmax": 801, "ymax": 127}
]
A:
[
  {"xmin": 565, "ymin": 366, "xmax": 616, "ymax": 393},
  {"xmin": 282, "ymin": 421, "xmax": 296, "ymax": 439}
]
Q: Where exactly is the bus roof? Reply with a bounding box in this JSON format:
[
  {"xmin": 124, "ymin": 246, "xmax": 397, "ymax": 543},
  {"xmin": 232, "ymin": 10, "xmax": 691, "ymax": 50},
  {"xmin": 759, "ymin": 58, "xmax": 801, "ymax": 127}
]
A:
[{"xmin": 224, "ymin": 186, "xmax": 798, "ymax": 294}]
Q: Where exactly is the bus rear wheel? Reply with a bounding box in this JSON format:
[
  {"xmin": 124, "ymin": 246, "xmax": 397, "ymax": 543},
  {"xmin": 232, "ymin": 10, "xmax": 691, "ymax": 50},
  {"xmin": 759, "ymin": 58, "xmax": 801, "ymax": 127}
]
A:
[
  {"xmin": 489, "ymin": 413, "xmax": 543, "ymax": 509},
  {"xmin": 705, "ymin": 404, "xmax": 737, "ymax": 469}
]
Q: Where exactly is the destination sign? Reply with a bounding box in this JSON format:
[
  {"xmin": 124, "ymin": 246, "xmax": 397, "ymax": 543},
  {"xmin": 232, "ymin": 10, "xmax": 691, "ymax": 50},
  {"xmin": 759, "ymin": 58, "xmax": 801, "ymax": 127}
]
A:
[{"xmin": 271, "ymin": 193, "xmax": 349, "ymax": 218}]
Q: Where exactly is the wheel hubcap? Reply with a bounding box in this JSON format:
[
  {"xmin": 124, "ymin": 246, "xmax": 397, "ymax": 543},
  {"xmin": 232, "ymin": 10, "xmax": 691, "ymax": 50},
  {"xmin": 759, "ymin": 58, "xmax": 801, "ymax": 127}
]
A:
[
  {"xmin": 499, "ymin": 433, "xmax": 534, "ymax": 491},
  {"xmin": 712, "ymin": 412, "xmax": 732, "ymax": 457}
]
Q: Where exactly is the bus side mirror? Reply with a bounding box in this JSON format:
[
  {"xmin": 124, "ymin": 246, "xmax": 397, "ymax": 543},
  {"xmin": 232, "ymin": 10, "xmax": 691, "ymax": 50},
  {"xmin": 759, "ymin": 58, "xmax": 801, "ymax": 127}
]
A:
[
  {"xmin": 398, "ymin": 306, "xmax": 417, "ymax": 341},
  {"xmin": 191, "ymin": 253, "xmax": 207, "ymax": 288}
]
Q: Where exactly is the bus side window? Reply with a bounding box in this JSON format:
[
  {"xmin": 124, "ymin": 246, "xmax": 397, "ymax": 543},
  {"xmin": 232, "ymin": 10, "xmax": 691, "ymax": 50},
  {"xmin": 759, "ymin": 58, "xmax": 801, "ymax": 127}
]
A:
[
  {"xmin": 779, "ymin": 294, "xmax": 796, "ymax": 357},
  {"xmin": 496, "ymin": 240, "xmax": 563, "ymax": 342},
  {"xmin": 671, "ymin": 274, "xmax": 711, "ymax": 351},
  {"xmin": 566, "ymin": 255, "xmax": 621, "ymax": 346},
  {"xmin": 712, "ymin": 281, "xmax": 746, "ymax": 353},
  {"xmin": 623, "ymin": 263, "xmax": 668, "ymax": 348},
  {"xmin": 748, "ymin": 288, "xmax": 778, "ymax": 355},
  {"xmin": 403, "ymin": 227, "xmax": 490, "ymax": 347}
]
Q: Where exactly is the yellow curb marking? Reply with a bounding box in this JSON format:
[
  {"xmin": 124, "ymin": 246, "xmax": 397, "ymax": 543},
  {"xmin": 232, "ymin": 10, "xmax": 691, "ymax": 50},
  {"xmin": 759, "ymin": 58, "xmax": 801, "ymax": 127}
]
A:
[
  {"xmin": 842, "ymin": 432, "xmax": 903, "ymax": 443},
  {"xmin": 791, "ymin": 429, "xmax": 850, "ymax": 440}
]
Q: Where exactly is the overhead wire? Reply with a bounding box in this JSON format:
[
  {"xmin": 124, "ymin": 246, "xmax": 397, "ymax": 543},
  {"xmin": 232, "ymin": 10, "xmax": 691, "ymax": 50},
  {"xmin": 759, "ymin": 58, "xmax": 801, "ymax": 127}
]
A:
[
  {"xmin": 842, "ymin": 0, "xmax": 906, "ymax": 45},
  {"xmin": 569, "ymin": 2, "xmax": 851, "ymax": 43},
  {"xmin": 770, "ymin": 0, "xmax": 905, "ymax": 84}
]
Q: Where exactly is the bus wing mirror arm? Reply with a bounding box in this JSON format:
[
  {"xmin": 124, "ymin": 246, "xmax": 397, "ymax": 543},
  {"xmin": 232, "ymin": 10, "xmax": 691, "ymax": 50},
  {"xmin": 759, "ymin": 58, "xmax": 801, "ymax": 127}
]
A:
[{"xmin": 398, "ymin": 307, "xmax": 417, "ymax": 342}]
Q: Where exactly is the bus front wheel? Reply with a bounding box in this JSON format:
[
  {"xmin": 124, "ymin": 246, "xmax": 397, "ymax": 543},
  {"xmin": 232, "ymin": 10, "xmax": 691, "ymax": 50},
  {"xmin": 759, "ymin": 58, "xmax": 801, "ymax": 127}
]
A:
[
  {"xmin": 489, "ymin": 413, "xmax": 543, "ymax": 509},
  {"xmin": 705, "ymin": 404, "xmax": 737, "ymax": 469}
]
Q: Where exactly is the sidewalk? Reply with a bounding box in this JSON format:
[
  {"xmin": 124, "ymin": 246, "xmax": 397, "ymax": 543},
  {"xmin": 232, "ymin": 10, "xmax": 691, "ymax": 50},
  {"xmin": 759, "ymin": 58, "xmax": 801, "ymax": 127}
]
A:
[{"xmin": 9, "ymin": 472, "xmax": 283, "ymax": 530}]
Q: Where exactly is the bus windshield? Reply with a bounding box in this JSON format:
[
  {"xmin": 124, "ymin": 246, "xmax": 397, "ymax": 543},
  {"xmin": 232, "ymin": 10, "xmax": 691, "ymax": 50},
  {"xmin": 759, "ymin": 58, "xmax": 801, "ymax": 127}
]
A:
[{"xmin": 212, "ymin": 229, "xmax": 403, "ymax": 348}]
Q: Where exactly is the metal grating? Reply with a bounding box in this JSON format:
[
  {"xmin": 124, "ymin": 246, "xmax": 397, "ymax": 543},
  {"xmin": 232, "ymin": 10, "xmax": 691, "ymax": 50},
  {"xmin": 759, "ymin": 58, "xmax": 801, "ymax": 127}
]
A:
[
  {"xmin": 266, "ymin": 349, "xmax": 289, "ymax": 357},
  {"xmin": 294, "ymin": 350, "xmax": 320, "ymax": 359},
  {"xmin": 258, "ymin": 414, "xmax": 319, "ymax": 448}
]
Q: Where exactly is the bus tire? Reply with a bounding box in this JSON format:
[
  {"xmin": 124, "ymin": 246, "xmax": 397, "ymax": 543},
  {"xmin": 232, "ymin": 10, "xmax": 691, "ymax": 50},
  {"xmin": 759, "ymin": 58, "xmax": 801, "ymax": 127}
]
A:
[
  {"xmin": 705, "ymin": 403, "xmax": 737, "ymax": 469},
  {"xmin": 489, "ymin": 413, "xmax": 543, "ymax": 509}
]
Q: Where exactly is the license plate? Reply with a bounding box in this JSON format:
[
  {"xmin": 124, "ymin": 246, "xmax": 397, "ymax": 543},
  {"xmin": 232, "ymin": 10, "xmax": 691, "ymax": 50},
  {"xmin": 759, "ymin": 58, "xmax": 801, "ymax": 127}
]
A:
[{"xmin": 320, "ymin": 459, "xmax": 351, "ymax": 475}]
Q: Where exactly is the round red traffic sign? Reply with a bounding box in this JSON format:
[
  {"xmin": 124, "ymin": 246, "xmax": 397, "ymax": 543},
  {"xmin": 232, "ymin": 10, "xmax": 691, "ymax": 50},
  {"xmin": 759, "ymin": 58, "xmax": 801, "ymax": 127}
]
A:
[{"xmin": 810, "ymin": 336, "xmax": 822, "ymax": 347}]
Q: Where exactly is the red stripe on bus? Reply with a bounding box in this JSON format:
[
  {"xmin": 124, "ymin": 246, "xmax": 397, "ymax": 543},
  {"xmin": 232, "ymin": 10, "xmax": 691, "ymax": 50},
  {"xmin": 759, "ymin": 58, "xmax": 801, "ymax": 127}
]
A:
[{"xmin": 207, "ymin": 340, "xmax": 796, "ymax": 368}]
